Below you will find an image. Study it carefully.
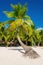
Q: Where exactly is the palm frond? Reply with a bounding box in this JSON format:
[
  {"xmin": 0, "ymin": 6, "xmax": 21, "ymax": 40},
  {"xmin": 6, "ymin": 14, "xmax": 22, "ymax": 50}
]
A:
[{"xmin": 3, "ymin": 11, "xmax": 15, "ymax": 18}]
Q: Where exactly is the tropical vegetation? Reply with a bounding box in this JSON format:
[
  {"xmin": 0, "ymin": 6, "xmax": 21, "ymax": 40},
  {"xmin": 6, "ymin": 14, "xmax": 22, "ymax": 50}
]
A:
[{"xmin": 0, "ymin": 3, "xmax": 43, "ymax": 46}]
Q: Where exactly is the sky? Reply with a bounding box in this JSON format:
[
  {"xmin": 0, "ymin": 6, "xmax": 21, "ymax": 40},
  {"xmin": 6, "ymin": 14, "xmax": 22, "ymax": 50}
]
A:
[{"xmin": 0, "ymin": 0, "xmax": 43, "ymax": 28}]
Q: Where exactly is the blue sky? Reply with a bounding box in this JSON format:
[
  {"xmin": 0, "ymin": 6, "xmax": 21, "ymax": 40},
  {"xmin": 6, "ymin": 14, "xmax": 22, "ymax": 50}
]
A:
[{"xmin": 0, "ymin": 0, "xmax": 43, "ymax": 28}]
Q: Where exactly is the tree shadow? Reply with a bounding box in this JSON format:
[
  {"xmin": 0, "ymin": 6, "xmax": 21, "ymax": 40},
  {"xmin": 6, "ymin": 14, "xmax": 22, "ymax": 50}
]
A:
[
  {"xmin": 8, "ymin": 48, "xmax": 40, "ymax": 59},
  {"xmin": 9, "ymin": 48, "xmax": 25, "ymax": 54}
]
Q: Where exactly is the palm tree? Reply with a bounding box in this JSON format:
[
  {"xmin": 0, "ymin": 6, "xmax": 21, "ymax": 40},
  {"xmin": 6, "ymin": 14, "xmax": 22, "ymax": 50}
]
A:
[
  {"xmin": 0, "ymin": 22, "xmax": 5, "ymax": 44},
  {"xmin": 3, "ymin": 3, "xmax": 39, "ymax": 58},
  {"xmin": 35, "ymin": 28, "xmax": 43, "ymax": 46},
  {"xmin": 0, "ymin": 22, "xmax": 11, "ymax": 46}
]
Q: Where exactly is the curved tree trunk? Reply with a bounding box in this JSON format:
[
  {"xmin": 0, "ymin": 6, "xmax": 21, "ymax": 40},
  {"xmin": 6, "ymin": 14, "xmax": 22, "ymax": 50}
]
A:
[
  {"xmin": 17, "ymin": 35, "xmax": 30, "ymax": 52},
  {"xmin": 17, "ymin": 35, "xmax": 40, "ymax": 58}
]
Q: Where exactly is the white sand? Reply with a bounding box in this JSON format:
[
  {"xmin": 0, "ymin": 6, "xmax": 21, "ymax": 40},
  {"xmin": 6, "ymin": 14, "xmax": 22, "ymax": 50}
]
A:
[{"xmin": 0, "ymin": 47, "xmax": 43, "ymax": 65}]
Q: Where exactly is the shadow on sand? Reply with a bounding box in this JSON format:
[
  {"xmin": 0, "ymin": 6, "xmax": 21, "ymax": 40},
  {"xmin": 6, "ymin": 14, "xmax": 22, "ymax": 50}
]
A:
[
  {"xmin": 8, "ymin": 48, "xmax": 40, "ymax": 59},
  {"xmin": 8, "ymin": 48, "xmax": 25, "ymax": 54}
]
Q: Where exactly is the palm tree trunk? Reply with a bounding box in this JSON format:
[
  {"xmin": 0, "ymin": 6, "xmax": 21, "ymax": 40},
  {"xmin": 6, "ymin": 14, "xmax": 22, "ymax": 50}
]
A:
[
  {"xmin": 26, "ymin": 41, "xmax": 28, "ymax": 45},
  {"xmin": 38, "ymin": 42, "xmax": 40, "ymax": 46},
  {"xmin": 17, "ymin": 35, "xmax": 30, "ymax": 52},
  {"xmin": 17, "ymin": 35, "xmax": 40, "ymax": 58}
]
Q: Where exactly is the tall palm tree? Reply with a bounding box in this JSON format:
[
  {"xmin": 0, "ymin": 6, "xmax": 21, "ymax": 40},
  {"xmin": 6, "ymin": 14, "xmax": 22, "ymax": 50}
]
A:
[{"xmin": 3, "ymin": 3, "xmax": 39, "ymax": 58}]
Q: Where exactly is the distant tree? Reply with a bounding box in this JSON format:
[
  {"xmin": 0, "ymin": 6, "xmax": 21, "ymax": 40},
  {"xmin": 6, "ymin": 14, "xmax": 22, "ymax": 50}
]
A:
[{"xmin": 35, "ymin": 29, "xmax": 43, "ymax": 46}]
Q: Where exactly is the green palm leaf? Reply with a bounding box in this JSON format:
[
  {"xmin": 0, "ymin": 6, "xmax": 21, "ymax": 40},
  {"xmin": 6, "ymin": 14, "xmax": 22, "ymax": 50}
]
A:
[{"xmin": 3, "ymin": 11, "xmax": 15, "ymax": 18}]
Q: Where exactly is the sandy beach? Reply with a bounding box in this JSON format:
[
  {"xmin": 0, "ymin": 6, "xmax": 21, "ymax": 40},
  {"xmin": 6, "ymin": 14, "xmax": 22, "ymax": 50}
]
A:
[{"xmin": 0, "ymin": 47, "xmax": 43, "ymax": 65}]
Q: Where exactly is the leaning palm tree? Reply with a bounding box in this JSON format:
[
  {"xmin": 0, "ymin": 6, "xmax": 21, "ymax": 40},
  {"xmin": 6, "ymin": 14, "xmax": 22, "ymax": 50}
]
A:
[{"xmin": 3, "ymin": 3, "xmax": 39, "ymax": 58}]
